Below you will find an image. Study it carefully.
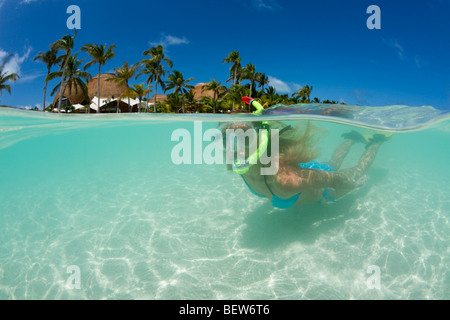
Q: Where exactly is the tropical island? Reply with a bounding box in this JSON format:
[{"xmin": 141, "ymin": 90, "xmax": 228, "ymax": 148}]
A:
[{"xmin": 1, "ymin": 32, "xmax": 341, "ymax": 114}]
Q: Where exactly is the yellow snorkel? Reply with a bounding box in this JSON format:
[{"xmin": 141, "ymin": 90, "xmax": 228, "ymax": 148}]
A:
[{"xmin": 231, "ymin": 98, "xmax": 269, "ymax": 175}]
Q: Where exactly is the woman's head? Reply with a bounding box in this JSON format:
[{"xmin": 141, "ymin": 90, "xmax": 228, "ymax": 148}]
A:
[
  {"xmin": 219, "ymin": 121, "xmax": 267, "ymax": 173},
  {"xmin": 219, "ymin": 120, "xmax": 321, "ymax": 172}
]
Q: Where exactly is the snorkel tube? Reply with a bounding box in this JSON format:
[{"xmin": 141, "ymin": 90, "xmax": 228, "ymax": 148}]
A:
[
  {"xmin": 231, "ymin": 97, "xmax": 270, "ymax": 175},
  {"xmin": 241, "ymin": 97, "xmax": 265, "ymax": 115}
]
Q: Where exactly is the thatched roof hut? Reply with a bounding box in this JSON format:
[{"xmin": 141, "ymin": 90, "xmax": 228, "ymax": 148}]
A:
[
  {"xmin": 52, "ymin": 81, "xmax": 89, "ymax": 106},
  {"xmin": 149, "ymin": 94, "xmax": 167, "ymax": 103},
  {"xmin": 52, "ymin": 73, "xmax": 127, "ymax": 107},
  {"xmin": 87, "ymin": 73, "xmax": 127, "ymax": 101},
  {"xmin": 192, "ymin": 83, "xmax": 223, "ymax": 100}
]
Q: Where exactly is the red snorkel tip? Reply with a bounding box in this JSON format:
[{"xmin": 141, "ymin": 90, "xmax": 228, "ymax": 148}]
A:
[{"xmin": 241, "ymin": 97, "xmax": 253, "ymax": 105}]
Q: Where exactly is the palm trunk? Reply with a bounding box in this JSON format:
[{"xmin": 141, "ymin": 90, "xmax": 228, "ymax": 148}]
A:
[
  {"xmin": 97, "ymin": 65, "xmax": 101, "ymax": 114},
  {"xmin": 125, "ymin": 81, "xmax": 131, "ymax": 113},
  {"xmin": 213, "ymin": 91, "xmax": 216, "ymax": 114},
  {"xmin": 57, "ymin": 71, "xmax": 66, "ymax": 113},
  {"xmin": 182, "ymin": 95, "xmax": 185, "ymax": 113},
  {"xmin": 42, "ymin": 67, "xmax": 50, "ymax": 111},
  {"xmin": 232, "ymin": 65, "xmax": 237, "ymax": 111},
  {"xmin": 57, "ymin": 52, "xmax": 71, "ymax": 113},
  {"xmin": 56, "ymin": 83, "xmax": 69, "ymax": 113},
  {"xmin": 43, "ymin": 81, "xmax": 48, "ymax": 112},
  {"xmin": 146, "ymin": 81, "xmax": 151, "ymax": 113},
  {"xmin": 154, "ymin": 78, "xmax": 158, "ymax": 113}
]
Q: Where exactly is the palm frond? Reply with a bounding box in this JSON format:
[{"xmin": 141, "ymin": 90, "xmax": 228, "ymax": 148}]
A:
[
  {"xmin": 83, "ymin": 60, "xmax": 96, "ymax": 71},
  {"xmin": 0, "ymin": 84, "xmax": 11, "ymax": 95},
  {"xmin": 0, "ymin": 53, "xmax": 13, "ymax": 71}
]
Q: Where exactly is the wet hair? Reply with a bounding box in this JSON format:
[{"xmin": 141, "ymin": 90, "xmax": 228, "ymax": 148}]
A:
[{"xmin": 272, "ymin": 120, "xmax": 321, "ymax": 166}]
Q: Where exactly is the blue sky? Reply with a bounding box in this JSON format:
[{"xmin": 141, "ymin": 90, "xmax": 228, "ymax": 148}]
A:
[{"xmin": 0, "ymin": 0, "xmax": 449, "ymax": 109}]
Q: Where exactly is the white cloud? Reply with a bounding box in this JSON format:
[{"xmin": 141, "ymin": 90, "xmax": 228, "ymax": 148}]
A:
[
  {"xmin": 17, "ymin": 72, "xmax": 44, "ymax": 83},
  {"xmin": 0, "ymin": 47, "xmax": 32, "ymax": 77},
  {"xmin": 349, "ymin": 89, "xmax": 370, "ymax": 105},
  {"xmin": 16, "ymin": 102, "xmax": 42, "ymax": 110},
  {"xmin": 251, "ymin": 0, "xmax": 280, "ymax": 11},
  {"xmin": 1, "ymin": 0, "xmax": 41, "ymax": 12},
  {"xmin": 268, "ymin": 76, "xmax": 301, "ymax": 94},
  {"xmin": 0, "ymin": 49, "xmax": 7, "ymax": 61},
  {"xmin": 382, "ymin": 37, "xmax": 405, "ymax": 60},
  {"xmin": 268, "ymin": 76, "xmax": 290, "ymax": 93},
  {"xmin": 382, "ymin": 38, "xmax": 424, "ymax": 69},
  {"xmin": 414, "ymin": 55, "xmax": 423, "ymax": 69},
  {"xmin": 150, "ymin": 34, "xmax": 189, "ymax": 49},
  {"xmin": 164, "ymin": 35, "xmax": 189, "ymax": 46}
]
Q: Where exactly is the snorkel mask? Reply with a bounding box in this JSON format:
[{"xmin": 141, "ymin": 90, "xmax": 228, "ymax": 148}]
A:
[{"xmin": 229, "ymin": 98, "xmax": 270, "ymax": 175}]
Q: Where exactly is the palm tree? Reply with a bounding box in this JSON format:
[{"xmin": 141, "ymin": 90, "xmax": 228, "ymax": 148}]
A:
[
  {"xmin": 0, "ymin": 54, "xmax": 20, "ymax": 104},
  {"xmin": 222, "ymin": 51, "xmax": 241, "ymax": 110},
  {"xmin": 108, "ymin": 61, "xmax": 137, "ymax": 112},
  {"xmin": 51, "ymin": 32, "xmax": 77, "ymax": 113},
  {"xmin": 222, "ymin": 51, "xmax": 241, "ymax": 86},
  {"xmin": 165, "ymin": 70, "xmax": 195, "ymax": 113},
  {"xmin": 303, "ymin": 85, "xmax": 313, "ymax": 102},
  {"xmin": 261, "ymin": 86, "xmax": 278, "ymax": 107},
  {"xmin": 142, "ymin": 45, "xmax": 173, "ymax": 112},
  {"xmin": 226, "ymin": 84, "xmax": 247, "ymax": 111},
  {"xmin": 136, "ymin": 59, "xmax": 157, "ymax": 109},
  {"xmin": 33, "ymin": 47, "xmax": 61, "ymax": 111},
  {"xmin": 81, "ymin": 43, "xmax": 116, "ymax": 113},
  {"xmin": 47, "ymin": 53, "xmax": 91, "ymax": 110},
  {"xmin": 290, "ymin": 93, "xmax": 302, "ymax": 104},
  {"xmin": 183, "ymin": 89, "xmax": 198, "ymax": 112},
  {"xmin": 256, "ymin": 72, "xmax": 269, "ymax": 95},
  {"xmin": 242, "ymin": 63, "xmax": 257, "ymax": 98},
  {"xmin": 292, "ymin": 85, "xmax": 313, "ymax": 103},
  {"xmin": 124, "ymin": 84, "xmax": 151, "ymax": 113},
  {"xmin": 202, "ymin": 79, "xmax": 226, "ymax": 114},
  {"xmin": 166, "ymin": 93, "xmax": 183, "ymax": 112}
]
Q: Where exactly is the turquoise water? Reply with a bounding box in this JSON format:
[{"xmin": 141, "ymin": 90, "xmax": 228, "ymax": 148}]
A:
[{"xmin": 0, "ymin": 108, "xmax": 449, "ymax": 300}]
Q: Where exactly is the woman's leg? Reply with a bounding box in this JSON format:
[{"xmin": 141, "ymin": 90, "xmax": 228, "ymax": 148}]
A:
[
  {"xmin": 327, "ymin": 139, "xmax": 355, "ymax": 170},
  {"xmin": 351, "ymin": 132, "xmax": 391, "ymax": 177},
  {"xmin": 327, "ymin": 130, "xmax": 368, "ymax": 170},
  {"xmin": 335, "ymin": 140, "xmax": 384, "ymax": 193},
  {"xmin": 353, "ymin": 141, "xmax": 383, "ymax": 177},
  {"xmin": 324, "ymin": 138, "xmax": 386, "ymax": 201}
]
